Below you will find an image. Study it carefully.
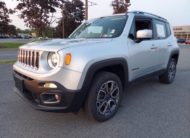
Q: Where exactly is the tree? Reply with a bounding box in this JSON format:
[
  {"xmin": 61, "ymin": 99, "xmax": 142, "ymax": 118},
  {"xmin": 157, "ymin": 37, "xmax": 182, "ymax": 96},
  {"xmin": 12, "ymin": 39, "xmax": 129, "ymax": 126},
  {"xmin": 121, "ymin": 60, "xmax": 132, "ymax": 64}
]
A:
[
  {"xmin": 17, "ymin": 28, "xmax": 31, "ymax": 34},
  {"xmin": 0, "ymin": 0, "xmax": 11, "ymax": 34},
  {"xmin": 56, "ymin": 0, "xmax": 84, "ymax": 38},
  {"xmin": 7, "ymin": 24, "xmax": 17, "ymax": 36},
  {"xmin": 15, "ymin": 0, "xmax": 65, "ymax": 37},
  {"xmin": 112, "ymin": 0, "xmax": 130, "ymax": 14}
]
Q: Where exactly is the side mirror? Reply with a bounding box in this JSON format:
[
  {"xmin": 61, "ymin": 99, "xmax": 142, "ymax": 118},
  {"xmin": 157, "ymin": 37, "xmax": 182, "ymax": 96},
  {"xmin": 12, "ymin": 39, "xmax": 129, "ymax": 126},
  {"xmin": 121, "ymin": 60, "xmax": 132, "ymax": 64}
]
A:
[{"xmin": 136, "ymin": 29, "xmax": 152, "ymax": 40}]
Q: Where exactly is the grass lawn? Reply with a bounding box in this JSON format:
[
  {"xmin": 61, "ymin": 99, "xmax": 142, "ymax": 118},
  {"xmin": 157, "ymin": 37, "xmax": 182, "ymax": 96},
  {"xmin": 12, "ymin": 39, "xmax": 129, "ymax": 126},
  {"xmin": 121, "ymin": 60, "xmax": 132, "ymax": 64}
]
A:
[
  {"xmin": 0, "ymin": 42, "xmax": 24, "ymax": 49},
  {"xmin": 0, "ymin": 60, "xmax": 16, "ymax": 64}
]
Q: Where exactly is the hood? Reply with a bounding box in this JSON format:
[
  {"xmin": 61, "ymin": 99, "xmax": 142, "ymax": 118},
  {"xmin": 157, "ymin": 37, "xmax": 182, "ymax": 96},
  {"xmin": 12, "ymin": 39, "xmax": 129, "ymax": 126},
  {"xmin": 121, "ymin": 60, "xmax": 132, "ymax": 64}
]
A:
[{"xmin": 20, "ymin": 38, "xmax": 113, "ymax": 52}]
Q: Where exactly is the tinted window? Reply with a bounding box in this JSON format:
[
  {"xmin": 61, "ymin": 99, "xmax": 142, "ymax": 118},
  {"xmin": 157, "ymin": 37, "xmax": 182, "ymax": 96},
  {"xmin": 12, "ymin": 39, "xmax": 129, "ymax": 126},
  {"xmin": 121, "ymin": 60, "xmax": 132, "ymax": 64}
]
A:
[
  {"xmin": 129, "ymin": 17, "xmax": 153, "ymax": 40},
  {"xmin": 69, "ymin": 15, "xmax": 127, "ymax": 39}
]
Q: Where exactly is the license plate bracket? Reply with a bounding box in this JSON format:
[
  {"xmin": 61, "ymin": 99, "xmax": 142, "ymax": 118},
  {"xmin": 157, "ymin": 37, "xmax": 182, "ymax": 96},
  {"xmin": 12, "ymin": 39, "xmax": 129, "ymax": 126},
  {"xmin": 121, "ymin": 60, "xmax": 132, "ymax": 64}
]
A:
[{"xmin": 15, "ymin": 77, "xmax": 24, "ymax": 93}]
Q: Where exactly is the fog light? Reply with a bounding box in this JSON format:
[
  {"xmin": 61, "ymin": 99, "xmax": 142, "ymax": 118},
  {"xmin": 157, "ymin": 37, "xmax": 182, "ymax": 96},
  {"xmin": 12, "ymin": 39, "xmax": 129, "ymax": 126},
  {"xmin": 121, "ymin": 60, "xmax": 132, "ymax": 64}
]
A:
[
  {"xmin": 55, "ymin": 94, "xmax": 61, "ymax": 102},
  {"xmin": 44, "ymin": 83, "xmax": 57, "ymax": 88},
  {"xmin": 40, "ymin": 93, "xmax": 61, "ymax": 104}
]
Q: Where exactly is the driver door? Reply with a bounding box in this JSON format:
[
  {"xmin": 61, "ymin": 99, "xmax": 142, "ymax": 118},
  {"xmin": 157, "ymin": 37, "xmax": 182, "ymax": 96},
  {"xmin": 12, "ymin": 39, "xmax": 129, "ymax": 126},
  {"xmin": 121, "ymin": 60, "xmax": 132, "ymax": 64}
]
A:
[{"xmin": 128, "ymin": 17, "xmax": 158, "ymax": 80}]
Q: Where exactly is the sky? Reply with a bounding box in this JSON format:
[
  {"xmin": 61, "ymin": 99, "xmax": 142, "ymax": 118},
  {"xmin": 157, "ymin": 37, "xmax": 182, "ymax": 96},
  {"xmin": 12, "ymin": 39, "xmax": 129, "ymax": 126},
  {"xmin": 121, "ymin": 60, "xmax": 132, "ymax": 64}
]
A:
[{"xmin": 3, "ymin": 0, "xmax": 190, "ymax": 29}]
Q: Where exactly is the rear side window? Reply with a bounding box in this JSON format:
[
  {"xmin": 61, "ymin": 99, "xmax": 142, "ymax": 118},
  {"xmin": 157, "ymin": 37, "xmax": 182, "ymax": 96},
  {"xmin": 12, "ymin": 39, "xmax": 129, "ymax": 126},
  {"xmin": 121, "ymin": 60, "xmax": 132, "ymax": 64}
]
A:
[{"xmin": 154, "ymin": 20, "xmax": 167, "ymax": 39}]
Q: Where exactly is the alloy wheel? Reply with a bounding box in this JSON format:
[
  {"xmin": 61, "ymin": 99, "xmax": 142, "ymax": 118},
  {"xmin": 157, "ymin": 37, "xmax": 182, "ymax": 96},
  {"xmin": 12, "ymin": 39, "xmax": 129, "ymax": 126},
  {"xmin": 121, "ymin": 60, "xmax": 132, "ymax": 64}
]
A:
[{"xmin": 96, "ymin": 80, "xmax": 120, "ymax": 116}]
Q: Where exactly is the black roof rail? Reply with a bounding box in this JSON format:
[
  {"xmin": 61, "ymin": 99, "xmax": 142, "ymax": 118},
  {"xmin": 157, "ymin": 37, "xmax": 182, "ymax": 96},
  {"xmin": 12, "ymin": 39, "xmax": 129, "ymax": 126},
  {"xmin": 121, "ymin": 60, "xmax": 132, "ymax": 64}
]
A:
[{"xmin": 129, "ymin": 11, "xmax": 167, "ymax": 21}]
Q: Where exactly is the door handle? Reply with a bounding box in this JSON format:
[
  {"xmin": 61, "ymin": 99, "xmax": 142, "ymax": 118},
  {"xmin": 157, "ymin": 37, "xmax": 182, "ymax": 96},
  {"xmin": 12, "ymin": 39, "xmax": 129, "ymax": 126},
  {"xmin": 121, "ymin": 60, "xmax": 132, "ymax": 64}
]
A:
[
  {"xmin": 168, "ymin": 43, "xmax": 173, "ymax": 47},
  {"xmin": 150, "ymin": 47, "xmax": 158, "ymax": 50}
]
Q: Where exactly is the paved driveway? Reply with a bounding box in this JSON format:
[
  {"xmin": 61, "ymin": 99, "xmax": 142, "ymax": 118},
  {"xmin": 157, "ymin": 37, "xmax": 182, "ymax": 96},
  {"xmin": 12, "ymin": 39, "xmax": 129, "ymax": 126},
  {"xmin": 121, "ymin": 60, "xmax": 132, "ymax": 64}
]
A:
[
  {"xmin": 0, "ymin": 50, "xmax": 17, "ymax": 60},
  {"xmin": 0, "ymin": 46, "xmax": 190, "ymax": 138}
]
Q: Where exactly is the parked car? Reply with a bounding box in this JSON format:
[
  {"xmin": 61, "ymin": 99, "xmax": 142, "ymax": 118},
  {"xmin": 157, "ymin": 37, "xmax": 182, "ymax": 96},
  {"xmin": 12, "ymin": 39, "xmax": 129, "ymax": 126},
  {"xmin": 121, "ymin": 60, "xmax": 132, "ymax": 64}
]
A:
[
  {"xmin": 13, "ymin": 11, "xmax": 179, "ymax": 122},
  {"xmin": 177, "ymin": 38, "xmax": 186, "ymax": 43},
  {"xmin": 185, "ymin": 40, "xmax": 190, "ymax": 45}
]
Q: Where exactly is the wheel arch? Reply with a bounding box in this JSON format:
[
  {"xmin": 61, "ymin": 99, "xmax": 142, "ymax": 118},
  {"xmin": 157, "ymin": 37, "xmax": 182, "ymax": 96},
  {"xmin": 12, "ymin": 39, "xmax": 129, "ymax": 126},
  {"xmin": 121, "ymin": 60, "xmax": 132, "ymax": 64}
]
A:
[
  {"xmin": 84, "ymin": 58, "xmax": 128, "ymax": 87},
  {"xmin": 79, "ymin": 58, "xmax": 129, "ymax": 107},
  {"xmin": 169, "ymin": 49, "xmax": 179, "ymax": 64}
]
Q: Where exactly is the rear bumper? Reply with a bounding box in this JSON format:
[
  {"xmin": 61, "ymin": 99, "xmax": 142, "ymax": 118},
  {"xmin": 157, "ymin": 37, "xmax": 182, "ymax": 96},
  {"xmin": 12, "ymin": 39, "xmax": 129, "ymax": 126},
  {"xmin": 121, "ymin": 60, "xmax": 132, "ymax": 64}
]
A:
[{"xmin": 13, "ymin": 70, "xmax": 85, "ymax": 112}]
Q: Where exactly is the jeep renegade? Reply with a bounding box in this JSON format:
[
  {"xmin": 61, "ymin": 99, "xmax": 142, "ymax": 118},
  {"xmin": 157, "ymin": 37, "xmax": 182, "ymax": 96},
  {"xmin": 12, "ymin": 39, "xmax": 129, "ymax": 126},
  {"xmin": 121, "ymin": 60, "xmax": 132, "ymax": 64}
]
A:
[{"xmin": 13, "ymin": 11, "xmax": 179, "ymax": 122}]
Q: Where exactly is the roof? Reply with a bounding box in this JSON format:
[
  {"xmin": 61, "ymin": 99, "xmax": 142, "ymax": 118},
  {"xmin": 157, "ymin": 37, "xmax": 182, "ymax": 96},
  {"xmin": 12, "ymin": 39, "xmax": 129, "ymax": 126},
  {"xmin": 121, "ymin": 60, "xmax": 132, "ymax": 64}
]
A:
[{"xmin": 128, "ymin": 11, "xmax": 168, "ymax": 22}]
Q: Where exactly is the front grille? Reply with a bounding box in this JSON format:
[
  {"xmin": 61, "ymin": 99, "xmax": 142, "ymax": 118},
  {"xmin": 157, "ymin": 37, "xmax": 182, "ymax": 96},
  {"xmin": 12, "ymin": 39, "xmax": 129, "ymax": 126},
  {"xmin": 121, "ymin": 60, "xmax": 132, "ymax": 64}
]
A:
[{"xmin": 18, "ymin": 49, "xmax": 39, "ymax": 69}]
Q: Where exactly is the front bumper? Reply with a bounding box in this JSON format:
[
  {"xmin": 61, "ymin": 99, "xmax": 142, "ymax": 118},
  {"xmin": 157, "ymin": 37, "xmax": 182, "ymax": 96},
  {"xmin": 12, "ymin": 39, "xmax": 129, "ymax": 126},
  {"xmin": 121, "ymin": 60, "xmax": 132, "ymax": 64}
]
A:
[
  {"xmin": 13, "ymin": 62, "xmax": 82, "ymax": 90},
  {"xmin": 13, "ymin": 70, "xmax": 84, "ymax": 112}
]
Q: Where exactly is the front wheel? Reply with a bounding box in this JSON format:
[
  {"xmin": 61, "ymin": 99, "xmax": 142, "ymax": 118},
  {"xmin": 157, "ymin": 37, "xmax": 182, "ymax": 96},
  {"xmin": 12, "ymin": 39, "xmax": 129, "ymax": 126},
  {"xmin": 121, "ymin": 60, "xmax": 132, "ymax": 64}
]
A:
[
  {"xmin": 85, "ymin": 72, "xmax": 123, "ymax": 122},
  {"xmin": 159, "ymin": 58, "xmax": 177, "ymax": 84}
]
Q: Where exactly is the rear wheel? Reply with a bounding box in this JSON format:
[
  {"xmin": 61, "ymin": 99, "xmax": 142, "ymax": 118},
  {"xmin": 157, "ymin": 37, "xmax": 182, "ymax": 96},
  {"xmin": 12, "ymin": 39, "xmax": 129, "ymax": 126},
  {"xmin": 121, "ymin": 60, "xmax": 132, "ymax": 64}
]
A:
[
  {"xmin": 159, "ymin": 58, "xmax": 177, "ymax": 84},
  {"xmin": 85, "ymin": 72, "xmax": 123, "ymax": 122}
]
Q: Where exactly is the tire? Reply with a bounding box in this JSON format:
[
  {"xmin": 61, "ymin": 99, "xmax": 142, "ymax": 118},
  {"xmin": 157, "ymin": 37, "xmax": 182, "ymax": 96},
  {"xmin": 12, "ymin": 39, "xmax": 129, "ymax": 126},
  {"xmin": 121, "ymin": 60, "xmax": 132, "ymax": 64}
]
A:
[
  {"xmin": 85, "ymin": 72, "xmax": 123, "ymax": 122},
  {"xmin": 159, "ymin": 58, "xmax": 177, "ymax": 84}
]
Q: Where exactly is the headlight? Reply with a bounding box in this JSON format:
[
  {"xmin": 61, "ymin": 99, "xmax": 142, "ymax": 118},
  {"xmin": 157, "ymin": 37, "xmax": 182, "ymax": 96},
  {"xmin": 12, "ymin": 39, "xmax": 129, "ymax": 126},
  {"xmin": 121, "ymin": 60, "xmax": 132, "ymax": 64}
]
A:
[{"xmin": 47, "ymin": 52, "xmax": 59, "ymax": 68}]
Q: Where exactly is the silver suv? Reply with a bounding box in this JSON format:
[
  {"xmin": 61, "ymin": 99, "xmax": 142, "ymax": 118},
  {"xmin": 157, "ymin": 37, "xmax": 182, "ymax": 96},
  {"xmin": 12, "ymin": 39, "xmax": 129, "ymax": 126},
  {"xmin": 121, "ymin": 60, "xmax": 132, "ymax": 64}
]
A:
[{"xmin": 13, "ymin": 11, "xmax": 179, "ymax": 122}]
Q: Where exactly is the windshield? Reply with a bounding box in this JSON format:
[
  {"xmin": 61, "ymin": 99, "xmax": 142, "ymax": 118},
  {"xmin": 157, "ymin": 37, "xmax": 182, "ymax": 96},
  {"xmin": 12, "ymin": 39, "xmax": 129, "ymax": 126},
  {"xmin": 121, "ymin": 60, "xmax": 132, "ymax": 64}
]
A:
[{"xmin": 69, "ymin": 15, "xmax": 127, "ymax": 39}]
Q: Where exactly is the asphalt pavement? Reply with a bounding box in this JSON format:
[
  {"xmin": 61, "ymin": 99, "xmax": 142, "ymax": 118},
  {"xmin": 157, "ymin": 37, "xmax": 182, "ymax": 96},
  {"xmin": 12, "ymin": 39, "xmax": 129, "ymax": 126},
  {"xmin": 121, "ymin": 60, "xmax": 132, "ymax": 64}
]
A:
[
  {"xmin": 0, "ymin": 46, "xmax": 190, "ymax": 138},
  {"xmin": 0, "ymin": 50, "xmax": 18, "ymax": 60}
]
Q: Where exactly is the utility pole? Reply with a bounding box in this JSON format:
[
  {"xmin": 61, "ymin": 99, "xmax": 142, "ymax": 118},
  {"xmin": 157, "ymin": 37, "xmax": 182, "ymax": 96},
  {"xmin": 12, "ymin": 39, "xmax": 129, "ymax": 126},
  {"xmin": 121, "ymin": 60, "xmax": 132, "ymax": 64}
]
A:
[
  {"xmin": 85, "ymin": 0, "xmax": 88, "ymax": 20},
  {"xmin": 62, "ymin": 12, "xmax": 65, "ymax": 38},
  {"xmin": 84, "ymin": 0, "xmax": 97, "ymax": 20}
]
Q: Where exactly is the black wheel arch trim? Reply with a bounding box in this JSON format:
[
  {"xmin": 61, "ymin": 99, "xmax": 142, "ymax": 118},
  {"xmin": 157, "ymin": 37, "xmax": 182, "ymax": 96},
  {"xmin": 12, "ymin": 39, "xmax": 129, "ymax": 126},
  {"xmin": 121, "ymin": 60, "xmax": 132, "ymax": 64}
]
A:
[
  {"xmin": 169, "ymin": 49, "xmax": 180, "ymax": 63},
  {"xmin": 78, "ymin": 58, "xmax": 129, "ymax": 109}
]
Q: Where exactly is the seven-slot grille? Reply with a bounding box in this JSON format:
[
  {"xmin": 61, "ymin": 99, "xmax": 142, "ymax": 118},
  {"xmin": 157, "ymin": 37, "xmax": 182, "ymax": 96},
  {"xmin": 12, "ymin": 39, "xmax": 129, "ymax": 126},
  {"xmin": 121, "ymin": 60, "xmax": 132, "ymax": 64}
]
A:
[{"xmin": 18, "ymin": 49, "xmax": 39, "ymax": 69}]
